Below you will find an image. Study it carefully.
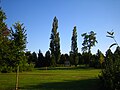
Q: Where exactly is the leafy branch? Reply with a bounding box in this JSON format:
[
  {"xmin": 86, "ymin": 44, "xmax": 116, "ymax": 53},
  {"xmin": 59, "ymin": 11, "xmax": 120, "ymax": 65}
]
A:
[{"xmin": 106, "ymin": 30, "xmax": 119, "ymax": 48}]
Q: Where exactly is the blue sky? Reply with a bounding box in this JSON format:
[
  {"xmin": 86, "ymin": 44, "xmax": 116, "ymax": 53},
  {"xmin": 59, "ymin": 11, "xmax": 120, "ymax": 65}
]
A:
[{"xmin": 1, "ymin": 0, "xmax": 120, "ymax": 54}]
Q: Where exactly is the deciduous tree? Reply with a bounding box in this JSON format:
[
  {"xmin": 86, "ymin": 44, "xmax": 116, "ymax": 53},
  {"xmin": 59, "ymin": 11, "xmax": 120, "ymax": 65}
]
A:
[
  {"xmin": 50, "ymin": 17, "xmax": 61, "ymax": 66},
  {"xmin": 70, "ymin": 26, "xmax": 78, "ymax": 66},
  {"xmin": 81, "ymin": 31, "xmax": 98, "ymax": 53},
  {"xmin": 81, "ymin": 31, "xmax": 97, "ymax": 66}
]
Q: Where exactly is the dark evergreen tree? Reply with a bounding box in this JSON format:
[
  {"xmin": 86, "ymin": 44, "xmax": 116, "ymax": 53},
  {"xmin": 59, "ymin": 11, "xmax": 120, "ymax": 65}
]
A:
[
  {"xmin": 25, "ymin": 51, "xmax": 32, "ymax": 64},
  {"xmin": 81, "ymin": 52, "xmax": 91, "ymax": 66},
  {"xmin": 70, "ymin": 26, "xmax": 78, "ymax": 66},
  {"xmin": 89, "ymin": 54, "xmax": 97, "ymax": 67},
  {"xmin": 45, "ymin": 50, "xmax": 51, "ymax": 67},
  {"xmin": 65, "ymin": 54, "xmax": 69, "ymax": 62},
  {"xmin": 32, "ymin": 52, "xmax": 38, "ymax": 65},
  {"xmin": 50, "ymin": 54, "xmax": 56, "ymax": 67},
  {"xmin": 50, "ymin": 16, "xmax": 61, "ymax": 66},
  {"xmin": 78, "ymin": 53, "xmax": 82, "ymax": 65},
  {"xmin": 37, "ymin": 50, "xmax": 44, "ymax": 67},
  {"xmin": 60, "ymin": 54, "xmax": 66, "ymax": 64}
]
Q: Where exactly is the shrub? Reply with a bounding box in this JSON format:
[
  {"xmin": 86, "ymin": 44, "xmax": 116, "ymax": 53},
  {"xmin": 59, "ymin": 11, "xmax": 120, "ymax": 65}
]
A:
[{"xmin": 99, "ymin": 31, "xmax": 120, "ymax": 90}]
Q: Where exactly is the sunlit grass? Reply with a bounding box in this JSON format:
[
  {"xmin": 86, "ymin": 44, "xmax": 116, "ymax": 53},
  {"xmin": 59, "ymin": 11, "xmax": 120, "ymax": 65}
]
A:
[{"xmin": 0, "ymin": 68, "xmax": 100, "ymax": 90}]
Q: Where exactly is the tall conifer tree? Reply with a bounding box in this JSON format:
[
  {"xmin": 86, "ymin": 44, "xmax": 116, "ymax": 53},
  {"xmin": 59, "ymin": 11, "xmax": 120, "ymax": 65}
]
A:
[
  {"xmin": 70, "ymin": 26, "xmax": 78, "ymax": 66},
  {"xmin": 50, "ymin": 17, "xmax": 60, "ymax": 66}
]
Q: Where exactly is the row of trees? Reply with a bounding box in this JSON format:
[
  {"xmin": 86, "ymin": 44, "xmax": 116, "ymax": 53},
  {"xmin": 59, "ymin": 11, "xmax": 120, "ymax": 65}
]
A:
[
  {"xmin": 49, "ymin": 17, "xmax": 98, "ymax": 67},
  {"xmin": 25, "ymin": 50, "xmax": 50, "ymax": 67},
  {"xmin": 25, "ymin": 49, "xmax": 104, "ymax": 68},
  {"xmin": 0, "ymin": 7, "xmax": 120, "ymax": 71},
  {"xmin": 0, "ymin": 8, "xmax": 100, "ymax": 72},
  {"xmin": 24, "ymin": 46, "xmax": 119, "ymax": 69}
]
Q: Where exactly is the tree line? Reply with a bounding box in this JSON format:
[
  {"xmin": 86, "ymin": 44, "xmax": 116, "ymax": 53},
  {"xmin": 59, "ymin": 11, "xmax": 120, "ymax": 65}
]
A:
[
  {"xmin": 24, "ymin": 17, "xmax": 101, "ymax": 68},
  {"xmin": 0, "ymin": 7, "xmax": 98, "ymax": 72},
  {"xmin": 0, "ymin": 7, "xmax": 120, "ymax": 71}
]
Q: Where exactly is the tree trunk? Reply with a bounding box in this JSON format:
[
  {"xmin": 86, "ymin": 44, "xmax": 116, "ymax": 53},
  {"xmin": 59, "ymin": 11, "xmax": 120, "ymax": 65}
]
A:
[{"xmin": 16, "ymin": 66, "xmax": 19, "ymax": 90}]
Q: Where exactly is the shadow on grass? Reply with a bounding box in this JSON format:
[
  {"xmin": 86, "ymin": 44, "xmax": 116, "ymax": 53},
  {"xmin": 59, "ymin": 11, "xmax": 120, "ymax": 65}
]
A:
[{"xmin": 21, "ymin": 78, "xmax": 100, "ymax": 90}]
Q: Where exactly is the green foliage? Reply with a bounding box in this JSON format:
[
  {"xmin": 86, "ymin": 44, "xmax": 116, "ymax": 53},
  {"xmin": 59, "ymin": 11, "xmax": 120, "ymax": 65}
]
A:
[
  {"xmin": 50, "ymin": 54, "xmax": 56, "ymax": 67},
  {"xmin": 0, "ymin": 8, "xmax": 13, "ymax": 72},
  {"xmin": 78, "ymin": 53, "xmax": 83, "ymax": 65},
  {"xmin": 95, "ymin": 49, "xmax": 104, "ymax": 68},
  {"xmin": 37, "ymin": 50, "xmax": 44, "ymax": 67},
  {"xmin": 25, "ymin": 51, "xmax": 33, "ymax": 64},
  {"xmin": 45, "ymin": 50, "xmax": 51, "ymax": 67},
  {"xmin": 81, "ymin": 31, "xmax": 97, "ymax": 67},
  {"xmin": 60, "ymin": 54, "xmax": 70, "ymax": 65},
  {"xmin": 71, "ymin": 26, "xmax": 78, "ymax": 53},
  {"xmin": 0, "ymin": 10, "xmax": 31, "ymax": 72},
  {"xmin": 70, "ymin": 26, "xmax": 78, "ymax": 66},
  {"xmin": 81, "ymin": 31, "xmax": 98, "ymax": 53},
  {"xmin": 100, "ymin": 31, "xmax": 120, "ymax": 90},
  {"xmin": 81, "ymin": 52, "xmax": 91, "ymax": 67},
  {"xmin": 60, "ymin": 54, "xmax": 66, "ymax": 64},
  {"xmin": 106, "ymin": 30, "xmax": 119, "ymax": 48},
  {"xmin": 100, "ymin": 49, "xmax": 115, "ymax": 90},
  {"xmin": 89, "ymin": 54, "xmax": 97, "ymax": 67},
  {"xmin": 10, "ymin": 22, "xmax": 28, "ymax": 72},
  {"xmin": 50, "ymin": 17, "xmax": 61, "ymax": 66},
  {"xmin": 10, "ymin": 22, "xmax": 27, "ymax": 51}
]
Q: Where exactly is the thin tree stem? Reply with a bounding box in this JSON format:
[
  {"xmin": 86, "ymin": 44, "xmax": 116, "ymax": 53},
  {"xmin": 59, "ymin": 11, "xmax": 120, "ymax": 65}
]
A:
[
  {"xmin": 113, "ymin": 37, "xmax": 119, "ymax": 46},
  {"xmin": 16, "ymin": 65, "xmax": 19, "ymax": 90}
]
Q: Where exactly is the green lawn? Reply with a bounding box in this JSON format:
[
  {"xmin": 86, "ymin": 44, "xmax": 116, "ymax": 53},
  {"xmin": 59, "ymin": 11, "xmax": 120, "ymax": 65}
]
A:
[{"xmin": 0, "ymin": 68, "xmax": 101, "ymax": 90}]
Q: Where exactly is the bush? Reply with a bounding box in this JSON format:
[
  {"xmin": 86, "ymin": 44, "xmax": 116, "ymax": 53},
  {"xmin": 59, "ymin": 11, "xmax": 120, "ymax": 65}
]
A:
[
  {"xmin": 26, "ymin": 63, "xmax": 35, "ymax": 71},
  {"xmin": 19, "ymin": 63, "xmax": 35, "ymax": 72},
  {"xmin": 1, "ymin": 65, "xmax": 13, "ymax": 73},
  {"xmin": 0, "ymin": 62, "xmax": 35, "ymax": 73},
  {"xmin": 99, "ymin": 49, "xmax": 120, "ymax": 90}
]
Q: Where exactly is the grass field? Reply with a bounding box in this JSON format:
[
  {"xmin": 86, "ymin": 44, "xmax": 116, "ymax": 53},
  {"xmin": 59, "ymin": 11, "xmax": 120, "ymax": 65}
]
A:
[{"xmin": 0, "ymin": 67, "xmax": 101, "ymax": 90}]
